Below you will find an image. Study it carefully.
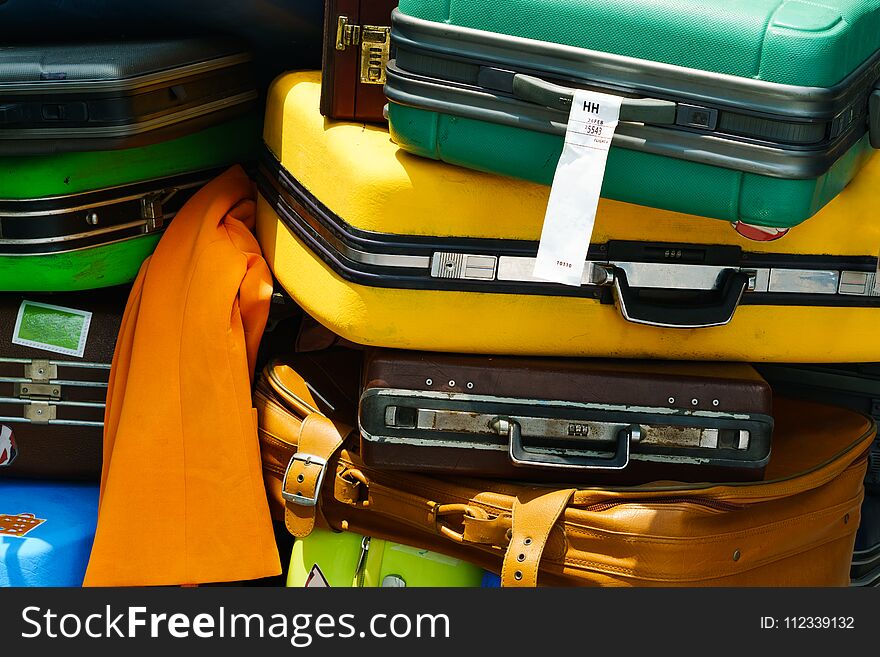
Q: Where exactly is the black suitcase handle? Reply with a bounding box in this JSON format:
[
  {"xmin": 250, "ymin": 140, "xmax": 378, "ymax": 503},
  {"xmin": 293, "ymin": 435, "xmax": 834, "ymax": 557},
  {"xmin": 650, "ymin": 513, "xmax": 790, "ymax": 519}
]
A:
[
  {"xmin": 496, "ymin": 417, "xmax": 638, "ymax": 471},
  {"xmin": 608, "ymin": 267, "xmax": 752, "ymax": 329},
  {"xmin": 511, "ymin": 74, "xmax": 677, "ymax": 125}
]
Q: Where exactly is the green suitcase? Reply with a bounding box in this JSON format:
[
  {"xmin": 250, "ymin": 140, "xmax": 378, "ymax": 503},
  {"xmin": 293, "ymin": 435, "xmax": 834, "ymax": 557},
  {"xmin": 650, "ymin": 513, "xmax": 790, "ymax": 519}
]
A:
[
  {"xmin": 0, "ymin": 114, "xmax": 259, "ymax": 292},
  {"xmin": 386, "ymin": 0, "xmax": 880, "ymax": 236},
  {"xmin": 287, "ymin": 528, "xmax": 486, "ymax": 587}
]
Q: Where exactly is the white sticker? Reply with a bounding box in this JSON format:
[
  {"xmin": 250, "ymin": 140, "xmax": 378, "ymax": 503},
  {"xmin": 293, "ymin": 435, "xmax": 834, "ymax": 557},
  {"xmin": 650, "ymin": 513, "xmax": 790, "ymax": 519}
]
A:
[
  {"xmin": 11, "ymin": 300, "xmax": 92, "ymax": 358},
  {"xmin": 304, "ymin": 564, "xmax": 330, "ymax": 587},
  {"xmin": 533, "ymin": 89, "xmax": 623, "ymax": 286}
]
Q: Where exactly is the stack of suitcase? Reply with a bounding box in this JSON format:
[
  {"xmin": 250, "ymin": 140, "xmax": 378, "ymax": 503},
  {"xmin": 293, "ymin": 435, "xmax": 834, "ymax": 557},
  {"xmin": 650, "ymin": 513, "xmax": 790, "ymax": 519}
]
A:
[
  {"xmin": 254, "ymin": 0, "xmax": 880, "ymax": 587},
  {"xmin": 0, "ymin": 38, "xmax": 261, "ymax": 586},
  {"xmin": 3, "ymin": 0, "xmax": 879, "ymax": 589}
]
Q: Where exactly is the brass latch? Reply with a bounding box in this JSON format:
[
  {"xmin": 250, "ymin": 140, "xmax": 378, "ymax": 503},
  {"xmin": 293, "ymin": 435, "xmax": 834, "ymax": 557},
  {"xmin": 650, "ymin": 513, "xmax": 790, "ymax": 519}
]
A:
[{"xmin": 335, "ymin": 15, "xmax": 390, "ymax": 85}]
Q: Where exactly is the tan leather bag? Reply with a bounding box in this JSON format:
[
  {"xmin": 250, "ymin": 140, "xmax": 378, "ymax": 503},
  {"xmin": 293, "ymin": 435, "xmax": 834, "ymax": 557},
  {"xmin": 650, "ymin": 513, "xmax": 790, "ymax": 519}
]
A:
[{"xmin": 255, "ymin": 353, "xmax": 874, "ymax": 587}]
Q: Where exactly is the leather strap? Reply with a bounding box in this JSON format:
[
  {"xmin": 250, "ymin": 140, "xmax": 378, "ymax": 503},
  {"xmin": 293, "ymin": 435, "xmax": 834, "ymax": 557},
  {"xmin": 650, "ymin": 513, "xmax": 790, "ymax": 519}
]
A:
[
  {"xmin": 501, "ymin": 489, "xmax": 575, "ymax": 587},
  {"xmin": 283, "ymin": 414, "xmax": 348, "ymax": 538}
]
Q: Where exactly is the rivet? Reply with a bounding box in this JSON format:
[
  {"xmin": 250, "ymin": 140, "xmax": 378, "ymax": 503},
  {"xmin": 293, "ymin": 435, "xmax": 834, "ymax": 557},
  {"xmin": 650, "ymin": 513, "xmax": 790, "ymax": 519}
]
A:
[
  {"xmin": 53, "ymin": 389, "xmax": 59, "ymax": 395},
  {"xmin": 21, "ymin": 387, "xmax": 28, "ymax": 393},
  {"xmin": 691, "ymin": 398, "xmax": 698, "ymax": 406},
  {"xmin": 733, "ymin": 549, "xmax": 741, "ymax": 561},
  {"xmin": 296, "ymin": 474, "xmax": 304, "ymax": 483},
  {"xmin": 448, "ymin": 380, "xmax": 455, "ymax": 387},
  {"xmin": 467, "ymin": 382, "xmax": 474, "ymax": 389},
  {"xmin": 668, "ymin": 397, "xmax": 675, "ymax": 404},
  {"xmin": 38, "ymin": 368, "xmax": 44, "ymax": 375},
  {"xmin": 523, "ymin": 537, "xmax": 532, "ymax": 546},
  {"xmin": 36, "ymin": 409, "xmax": 43, "ymax": 415},
  {"xmin": 712, "ymin": 399, "xmax": 719, "ymax": 406},
  {"xmin": 514, "ymin": 571, "xmax": 523, "ymax": 581},
  {"xmin": 86, "ymin": 212, "xmax": 99, "ymax": 225},
  {"xmin": 517, "ymin": 553, "xmax": 525, "ymax": 562},
  {"xmin": 425, "ymin": 378, "xmax": 432, "ymax": 386},
  {"xmin": 844, "ymin": 513, "xmax": 850, "ymax": 524}
]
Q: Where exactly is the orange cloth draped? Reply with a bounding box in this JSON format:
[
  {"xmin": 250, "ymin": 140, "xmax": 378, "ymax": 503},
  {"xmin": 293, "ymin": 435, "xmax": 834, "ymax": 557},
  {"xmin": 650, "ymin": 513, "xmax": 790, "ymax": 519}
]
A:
[{"xmin": 84, "ymin": 166, "xmax": 281, "ymax": 586}]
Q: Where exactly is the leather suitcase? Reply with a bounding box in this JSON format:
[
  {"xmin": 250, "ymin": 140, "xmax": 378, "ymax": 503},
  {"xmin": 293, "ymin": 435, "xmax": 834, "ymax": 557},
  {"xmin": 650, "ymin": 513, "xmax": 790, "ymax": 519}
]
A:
[
  {"xmin": 758, "ymin": 363, "xmax": 880, "ymax": 492},
  {"xmin": 256, "ymin": 351, "xmax": 875, "ymax": 587},
  {"xmin": 359, "ymin": 350, "xmax": 773, "ymax": 483},
  {"xmin": 321, "ymin": 0, "xmax": 397, "ymax": 123},
  {"xmin": 0, "ymin": 38, "xmax": 257, "ymax": 156},
  {"xmin": 0, "ymin": 479, "xmax": 98, "ymax": 586},
  {"xmin": 0, "ymin": 288, "xmax": 127, "ymax": 480},
  {"xmin": 386, "ymin": 0, "xmax": 880, "ymax": 234},
  {"xmin": 0, "ymin": 114, "xmax": 259, "ymax": 292},
  {"xmin": 288, "ymin": 527, "xmax": 486, "ymax": 587},
  {"xmin": 256, "ymin": 71, "xmax": 880, "ymax": 362}
]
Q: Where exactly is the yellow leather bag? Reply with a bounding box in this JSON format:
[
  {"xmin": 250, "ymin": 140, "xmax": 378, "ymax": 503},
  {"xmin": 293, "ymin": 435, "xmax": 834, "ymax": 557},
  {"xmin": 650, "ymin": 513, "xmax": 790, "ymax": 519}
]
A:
[{"xmin": 255, "ymin": 352, "xmax": 874, "ymax": 587}]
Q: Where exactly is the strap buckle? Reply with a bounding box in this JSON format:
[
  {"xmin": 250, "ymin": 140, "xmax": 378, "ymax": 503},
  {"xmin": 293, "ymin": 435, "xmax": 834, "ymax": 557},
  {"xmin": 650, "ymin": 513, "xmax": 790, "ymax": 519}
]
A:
[{"xmin": 281, "ymin": 453, "xmax": 328, "ymax": 507}]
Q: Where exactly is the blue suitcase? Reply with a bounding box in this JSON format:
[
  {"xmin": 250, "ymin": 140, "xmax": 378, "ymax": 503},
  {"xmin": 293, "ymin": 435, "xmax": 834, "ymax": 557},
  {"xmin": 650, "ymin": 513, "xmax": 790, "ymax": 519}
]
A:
[{"xmin": 1, "ymin": 480, "xmax": 98, "ymax": 587}]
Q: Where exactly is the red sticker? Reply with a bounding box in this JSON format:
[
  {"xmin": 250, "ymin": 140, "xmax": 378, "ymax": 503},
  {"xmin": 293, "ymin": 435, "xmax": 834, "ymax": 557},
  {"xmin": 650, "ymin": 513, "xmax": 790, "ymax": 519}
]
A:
[{"xmin": 0, "ymin": 425, "xmax": 17, "ymax": 468}]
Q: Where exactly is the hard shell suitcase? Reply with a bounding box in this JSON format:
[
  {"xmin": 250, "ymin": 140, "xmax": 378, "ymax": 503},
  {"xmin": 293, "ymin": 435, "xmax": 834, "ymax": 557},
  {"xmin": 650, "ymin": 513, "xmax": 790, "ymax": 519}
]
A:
[
  {"xmin": 321, "ymin": 0, "xmax": 397, "ymax": 123},
  {"xmin": 0, "ymin": 38, "xmax": 258, "ymax": 156},
  {"xmin": 0, "ymin": 289, "xmax": 126, "ymax": 480},
  {"xmin": 287, "ymin": 527, "xmax": 485, "ymax": 587},
  {"xmin": 0, "ymin": 479, "xmax": 98, "ymax": 586},
  {"xmin": 0, "ymin": 1, "xmax": 324, "ymax": 70},
  {"xmin": 0, "ymin": 114, "xmax": 259, "ymax": 291},
  {"xmin": 359, "ymin": 350, "xmax": 774, "ymax": 483},
  {"xmin": 256, "ymin": 352, "xmax": 875, "ymax": 587},
  {"xmin": 385, "ymin": 0, "xmax": 880, "ymax": 233},
  {"xmin": 256, "ymin": 72, "xmax": 880, "ymax": 362}
]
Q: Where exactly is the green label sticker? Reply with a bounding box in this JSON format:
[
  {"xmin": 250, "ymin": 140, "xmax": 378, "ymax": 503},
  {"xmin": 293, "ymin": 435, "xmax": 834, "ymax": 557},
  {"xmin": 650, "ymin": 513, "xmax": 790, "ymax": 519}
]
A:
[{"xmin": 12, "ymin": 301, "xmax": 92, "ymax": 358}]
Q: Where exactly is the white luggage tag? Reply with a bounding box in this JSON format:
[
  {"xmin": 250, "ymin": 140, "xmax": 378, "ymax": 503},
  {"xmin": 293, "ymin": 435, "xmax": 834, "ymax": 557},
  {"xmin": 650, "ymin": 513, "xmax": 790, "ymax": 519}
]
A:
[{"xmin": 533, "ymin": 89, "xmax": 622, "ymax": 286}]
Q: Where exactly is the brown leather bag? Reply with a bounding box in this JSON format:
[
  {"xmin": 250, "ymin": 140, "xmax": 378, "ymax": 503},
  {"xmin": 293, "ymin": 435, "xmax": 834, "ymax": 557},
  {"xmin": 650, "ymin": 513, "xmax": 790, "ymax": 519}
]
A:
[{"xmin": 255, "ymin": 352, "xmax": 874, "ymax": 587}]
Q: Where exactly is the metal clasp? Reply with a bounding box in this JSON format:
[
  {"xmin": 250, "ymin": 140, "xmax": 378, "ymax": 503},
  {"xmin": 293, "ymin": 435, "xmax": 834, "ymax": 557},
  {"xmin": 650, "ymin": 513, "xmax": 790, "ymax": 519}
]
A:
[
  {"xmin": 335, "ymin": 16, "xmax": 361, "ymax": 50},
  {"xmin": 359, "ymin": 26, "xmax": 390, "ymax": 84},
  {"xmin": 141, "ymin": 188, "xmax": 179, "ymax": 233},
  {"xmin": 281, "ymin": 453, "xmax": 328, "ymax": 507}
]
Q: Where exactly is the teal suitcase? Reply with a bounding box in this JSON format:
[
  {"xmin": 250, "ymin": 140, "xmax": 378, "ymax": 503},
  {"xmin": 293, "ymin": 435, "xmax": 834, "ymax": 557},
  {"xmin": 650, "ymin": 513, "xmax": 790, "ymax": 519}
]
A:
[{"xmin": 386, "ymin": 0, "xmax": 880, "ymax": 236}]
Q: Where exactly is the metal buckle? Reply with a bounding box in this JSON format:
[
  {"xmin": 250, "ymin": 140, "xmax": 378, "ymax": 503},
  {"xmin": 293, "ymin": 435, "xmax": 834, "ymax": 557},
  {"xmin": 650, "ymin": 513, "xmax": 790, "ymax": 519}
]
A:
[{"xmin": 281, "ymin": 453, "xmax": 328, "ymax": 507}]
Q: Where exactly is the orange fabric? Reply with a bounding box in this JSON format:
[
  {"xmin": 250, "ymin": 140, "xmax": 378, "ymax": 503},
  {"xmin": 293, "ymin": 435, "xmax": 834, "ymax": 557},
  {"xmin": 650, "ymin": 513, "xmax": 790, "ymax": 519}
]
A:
[{"xmin": 84, "ymin": 166, "xmax": 281, "ymax": 586}]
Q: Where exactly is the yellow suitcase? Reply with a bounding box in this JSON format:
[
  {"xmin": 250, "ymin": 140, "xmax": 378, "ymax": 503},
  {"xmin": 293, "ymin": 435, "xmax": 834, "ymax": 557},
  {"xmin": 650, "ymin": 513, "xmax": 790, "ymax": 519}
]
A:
[{"xmin": 256, "ymin": 71, "xmax": 880, "ymax": 362}]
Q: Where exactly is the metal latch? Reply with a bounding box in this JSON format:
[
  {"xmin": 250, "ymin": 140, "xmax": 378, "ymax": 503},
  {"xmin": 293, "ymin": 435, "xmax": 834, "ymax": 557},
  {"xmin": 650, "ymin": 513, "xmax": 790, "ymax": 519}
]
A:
[
  {"xmin": 335, "ymin": 16, "xmax": 390, "ymax": 85},
  {"xmin": 335, "ymin": 15, "xmax": 361, "ymax": 50},
  {"xmin": 141, "ymin": 188, "xmax": 179, "ymax": 233}
]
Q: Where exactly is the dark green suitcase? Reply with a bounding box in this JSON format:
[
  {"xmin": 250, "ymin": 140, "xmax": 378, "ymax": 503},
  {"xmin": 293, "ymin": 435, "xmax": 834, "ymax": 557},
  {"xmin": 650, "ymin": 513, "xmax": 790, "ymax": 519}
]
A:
[
  {"xmin": 0, "ymin": 115, "xmax": 259, "ymax": 292},
  {"xmin": 386, "ymin": 0, "xmax": 880, "ymax": 236},
  {"xmin": 0, "ymin": 38, "xmax": 261, "ymax": 291}
]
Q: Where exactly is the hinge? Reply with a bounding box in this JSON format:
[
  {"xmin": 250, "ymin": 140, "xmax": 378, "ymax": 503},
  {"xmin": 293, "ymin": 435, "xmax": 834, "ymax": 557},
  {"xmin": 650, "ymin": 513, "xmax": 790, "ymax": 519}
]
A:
[
  {"xmin": 335, "ymin": 15, "xmax": 362, "ymax": 50},
  {"xmin": 24, "ymin": 401, "xmax": 56, "ymax": 424},
  {"xmin": 24, "ymin": 360, "xmax": 56, "ymax": 382}
]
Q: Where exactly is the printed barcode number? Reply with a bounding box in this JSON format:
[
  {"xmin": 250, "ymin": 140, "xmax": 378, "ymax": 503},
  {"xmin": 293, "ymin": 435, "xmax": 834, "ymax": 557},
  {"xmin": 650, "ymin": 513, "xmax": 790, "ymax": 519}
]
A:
[{"xmin": 556, "ymin": 260, "xmax": 572, "ymax": 269}]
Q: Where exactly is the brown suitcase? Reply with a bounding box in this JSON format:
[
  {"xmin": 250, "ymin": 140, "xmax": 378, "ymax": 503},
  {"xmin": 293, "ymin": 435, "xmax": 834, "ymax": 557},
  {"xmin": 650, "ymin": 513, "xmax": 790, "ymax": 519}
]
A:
[
  {"xmin": 0, "ymin": 288, "xmax": 126, "ymax": 480},
  {"xmin": 359, "ymin": 350, "xmax": 774, "ymax": 484},
  {"xmin": 255, "ymin": 352, "xmax": 874, "ymax": 587},
  {"xmin": 320, "ymin": 0, "xmax": 396, "ymax": 123}
]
